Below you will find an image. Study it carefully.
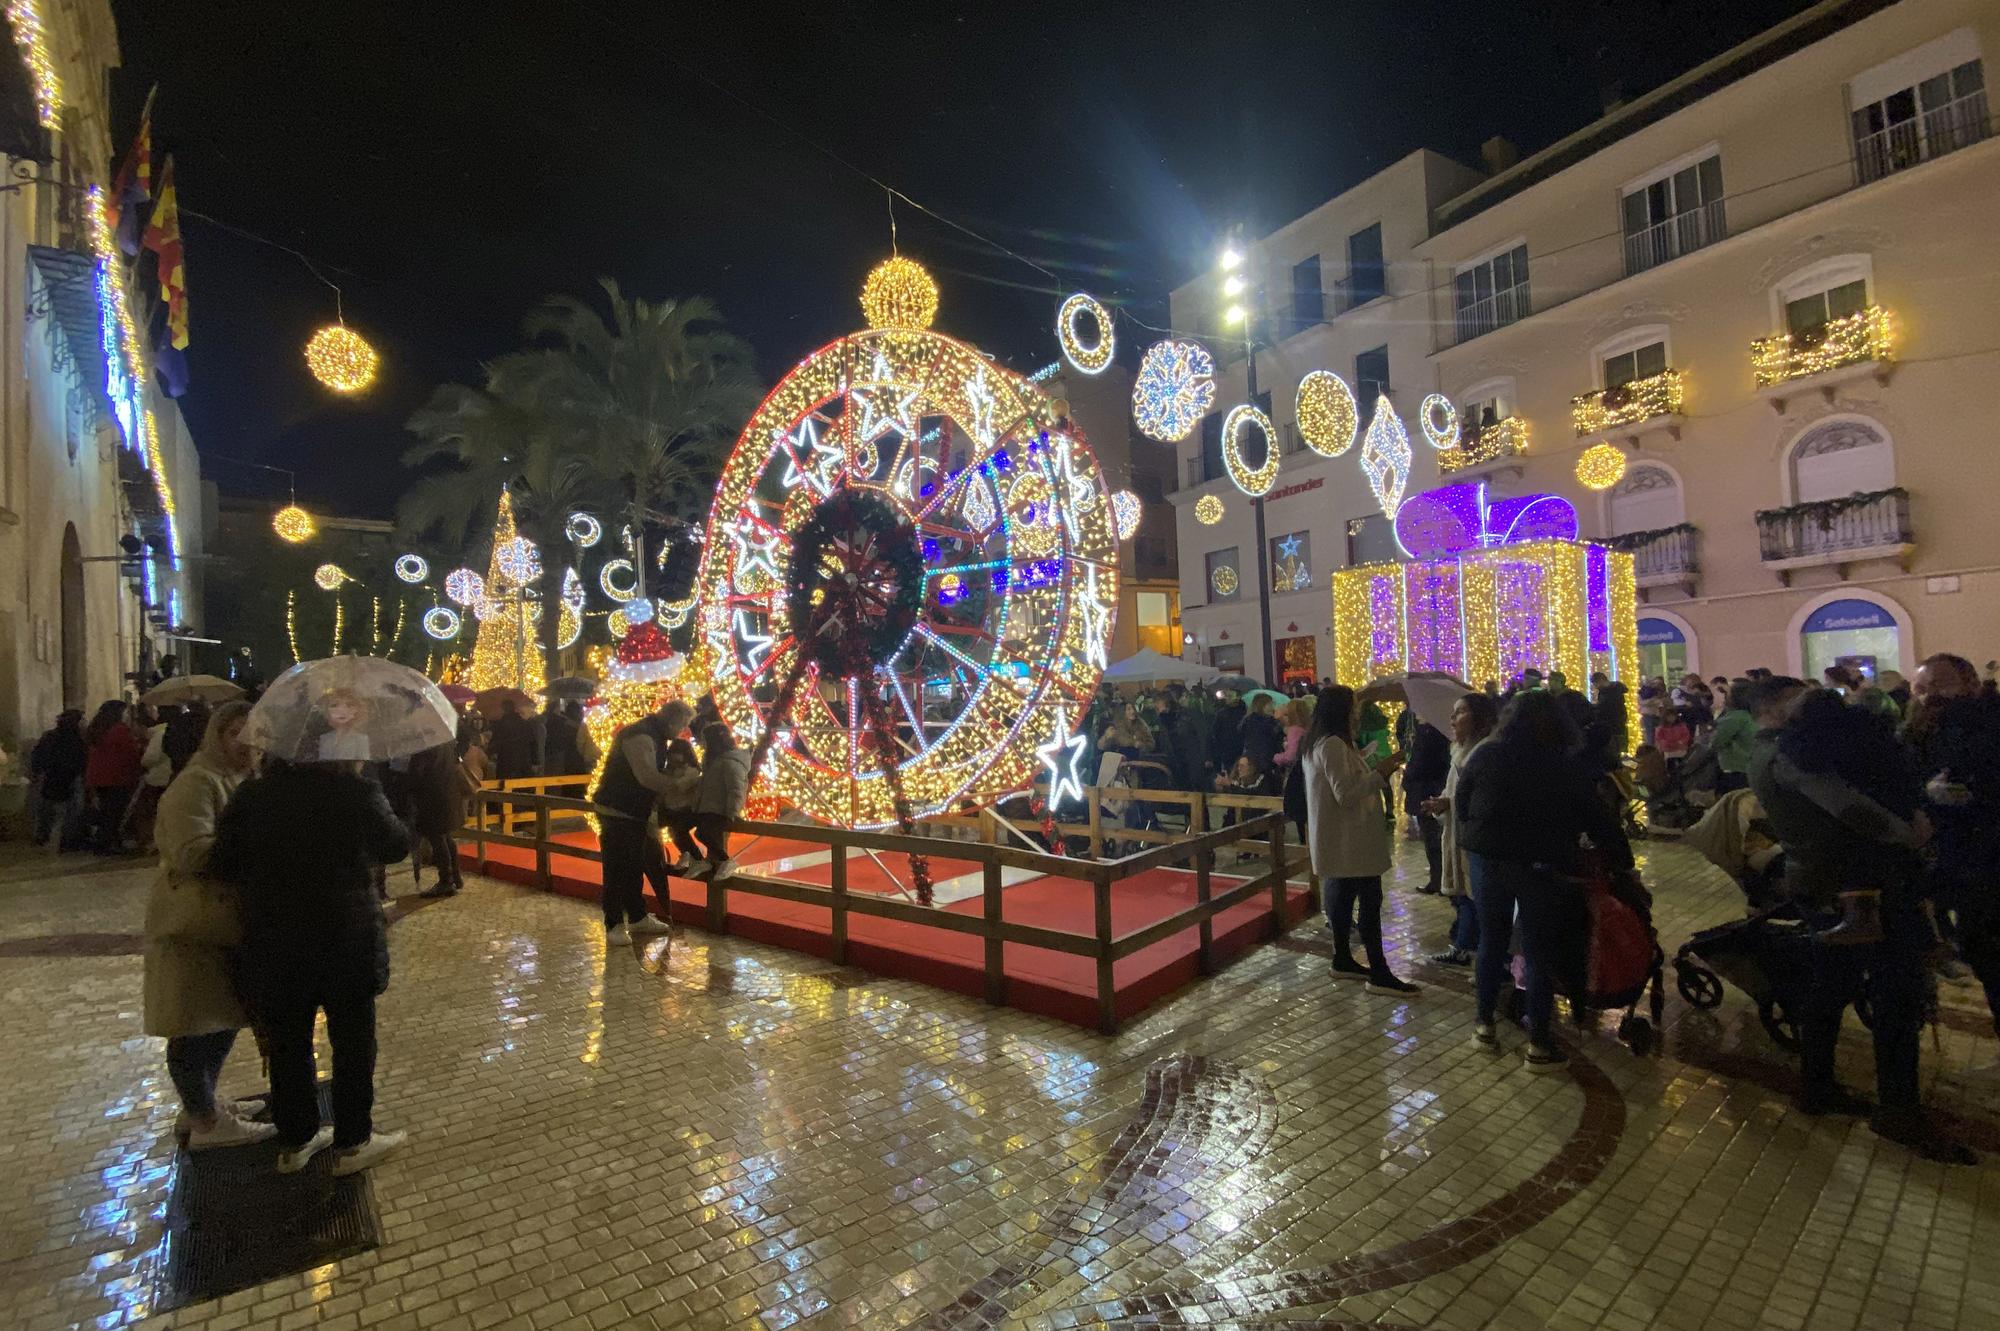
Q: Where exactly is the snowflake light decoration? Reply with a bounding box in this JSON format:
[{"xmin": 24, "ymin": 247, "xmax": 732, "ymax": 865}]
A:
[
  {"xmin": 494, "ymin": 535, "xmax": 541, "ymax": 585},
  {"xmin": 443, "ymin": 568, "xmax": 484, "ymax": 606},
  {"xmin": 1110, "ymin": 489, "xmax": 1141, "ymax": 540},
  {"xmin": 1132, "ymin": 339, "xmax": 1216, "ymax": 443}
]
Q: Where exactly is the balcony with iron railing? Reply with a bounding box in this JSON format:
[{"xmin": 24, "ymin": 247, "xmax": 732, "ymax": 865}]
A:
[
  {"xmin": 1571, "ymin": 369, "xmax": 1685, "ymax": 441},
  {"xmin": 1602, "ymin": 523, "xmax": 1698, "ymax": 597},
  {"xmin": 1452, "ymin": 281, "xmax": 1530, "ymax": 346},
  {"xmin": 1623, "ymin": 199, "xmax": 1726, "ymax": 276},
  {"xmin": 1855, "ymin": 89, "xmax": 1991, "ymax": 185},
  {"xmin": 1437, "ymin": 416, "xmax": 1530, "ymax": 476},
  {"xmin": 1755, "ymin": 487, "xmax": 1913, "ymax": 583},
  {"xmin": 1750, "ymin": 306, "xmax": 1894, "ymax": 409}
]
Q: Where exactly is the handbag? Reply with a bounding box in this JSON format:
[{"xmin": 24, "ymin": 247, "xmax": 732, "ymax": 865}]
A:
[{"xmin": 150, "ymin": 874, "xmax": 243, "ymax": 948}]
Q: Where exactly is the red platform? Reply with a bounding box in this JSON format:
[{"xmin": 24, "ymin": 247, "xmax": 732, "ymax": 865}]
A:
[{"xmin": 464, "ymin": 831, "xmax": 1313, "ymax": 1029}]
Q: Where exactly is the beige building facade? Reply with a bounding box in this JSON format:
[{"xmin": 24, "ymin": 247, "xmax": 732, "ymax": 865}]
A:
[{"xmin": 1171, "ymin": 0, "xmax": 1998, "ymax": 688}]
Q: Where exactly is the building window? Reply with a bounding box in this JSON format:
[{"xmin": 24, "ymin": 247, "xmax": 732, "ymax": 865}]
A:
[
  {"xmin": 1622, "ymin": 152, "xmax": 1725, "ymax": 275},
  {"xmin": 1608, "ymin": 463, "xmax": 1684, "ymax": 536},
  {"xmin": 1853, "ymin": 57, "xmax": 1988, "ymax": 184},
  {"xmin": 1603, "ymin": 340, "xmax": 1667, "ymax": 389},
  {"xmin": 1208, "ymin": 643, "xmax": 1245, "ymax": 673},
  {"xmin": 1452, "ymin": 243, "xmax": 1529, "ymax": 343},
  {"xmin": 1291, "ymin": 254, "xmax": 1323, "ymax": 328},
  {"xmin": 1346, "ymin": 223, "xmax": 1385, "ymax": 307},
  {"xmin": 1355, "ymin": 346, "xmax": 1390, "ymax": 410},
  {"xmin": 1785, "ymin": 277, "xmax": 1869, "ymax": 335},
  {"xmin": 1134, "ymin": 534, "xmax": 1170, "ymax": 572},
  {"xmin": 1205, "ymin": 547, "xmax": 1241, "ymax": 601},
  {"xmin": 1134, "ymin": 589, "xmax": 1177, "ymax": 655},
  {"xmin": 1199, "ymin": 412, "xmax": 1224, "ymax": 484},
  {"xmin": 1788, "ymin": 417, "xmax": 1894, "ymax": 504},
  {"xmin": 1346, "ymin": 514, "xmax": 1397, "ymax": 566},
  {"xmin": 1269, "ymin": 531, "xmax": 1312, "ymax": 592}
]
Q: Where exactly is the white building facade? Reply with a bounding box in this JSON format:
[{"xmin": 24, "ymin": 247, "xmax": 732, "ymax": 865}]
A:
[{"xmin": 1171, "ymin": 0, "xmax": 1998, "ymax": 688}]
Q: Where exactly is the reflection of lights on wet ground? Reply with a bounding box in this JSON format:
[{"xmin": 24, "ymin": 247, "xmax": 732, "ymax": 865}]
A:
[{"xmin": 580, "ymin": 926, "xmax": 605, "ymax": 1065}]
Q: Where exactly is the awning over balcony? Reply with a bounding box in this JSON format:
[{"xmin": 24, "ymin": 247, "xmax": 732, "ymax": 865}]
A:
[{"xmin": 27, "ymin": 243, "xmax": 113, "ymax": 429}]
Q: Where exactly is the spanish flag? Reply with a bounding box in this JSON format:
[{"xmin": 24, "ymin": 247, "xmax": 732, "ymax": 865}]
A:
[
  {"xmin": 108, "ymin": 87, "xmax": 154, "ymax": 256},
  {"xmin": 141, "ymin": 154, "xmax": 187, "ymax": 350}
]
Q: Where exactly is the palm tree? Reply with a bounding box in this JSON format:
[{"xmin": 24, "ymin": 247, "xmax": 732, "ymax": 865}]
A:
[{"xmin": 399, "ymin": 280, "xmax": 761, "ymax": 689}]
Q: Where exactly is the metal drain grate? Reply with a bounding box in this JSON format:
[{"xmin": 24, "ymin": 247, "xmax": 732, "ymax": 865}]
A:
[{"xmin": 151, "ymin": 1083, "xmax": 382, "ymax": 1313}]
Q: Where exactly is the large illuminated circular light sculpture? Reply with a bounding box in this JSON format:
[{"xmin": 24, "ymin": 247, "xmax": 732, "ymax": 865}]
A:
[
  {"xmin": 1132, "ymin": 340, "xmax": 1216, "ymax": 442},
  {"xmin": 1419, "ymin": 394, "xmax": 1460, "ymax": 451},
  {"xmin": 1220, "ymin": 403, "xmax": 1280, "ymax": 496},
  {"xmin": 394, "ymin": 553, "xmax": 429, "ymax": 584},
  {"xmin": 1056, "ymin": 293, "xmax": 1113, "ymax": 374},
  {"xmin": 693, "ymin": 263, "xmax": 1116, "ymax": 833},
  {"xmin": 443, "ymin": 568, "xmax": 484, "ymax": 606},
  {"xmin": 422, "ymin": 606, "xmax": 462, "ymax": 640},
  {"xmin": 565, "ymin": 512, "xmax": 602, "ymax": 547},
  {"xmin": 1576, "ymin": 442, "xmax": 1629, "ymax": 491},
  {"xmin": 1296, "ymin": 370, "xmax": 1359, "ymax": 457},
  {"xmin": 304, "ymin": 324, "xmax": 379, "ymax": 393},
  {"xmin": 494, "ymin": 535, "xmax": 541, "ymax": 584},
  {"xmin": 272, "ymin": 504, "xmax": 316, "ymax": 544},
  {"xmin": 599, "ymin": 558, "xmax": 638, "ymax": 601}
]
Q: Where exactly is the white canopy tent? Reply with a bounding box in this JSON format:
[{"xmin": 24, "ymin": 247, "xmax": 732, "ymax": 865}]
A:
[{"xmin": 1099, "ymin": 648, "xmax": 1214, "ymax": 684}]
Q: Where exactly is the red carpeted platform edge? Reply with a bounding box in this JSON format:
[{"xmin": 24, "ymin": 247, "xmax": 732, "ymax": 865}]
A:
[{"xmin": 462, "ymin": 839, "xmax": 1312, "ymax": 1029}]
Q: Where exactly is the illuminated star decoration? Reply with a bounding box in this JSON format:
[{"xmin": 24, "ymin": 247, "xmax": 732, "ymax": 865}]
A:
[
  {"xmin": 1277, "ymin": 534, "xmax": 1302, "ymax": 560},
  {"xmin": 730, "ymin": 520, "xmax": 783, "ymax": 590},
  {"xmin": 1132, "ymin": 340, "xmax": 1217, "ymax": 443},
  {"xmin": 1036, "ymin": 705, "xmax": 1089, "ymax": 810},
  {"xmin": 1078, "ymin": 566, "xmax": 1110, "ymax": 670},
  {"xmin": 1359, "ymin": 395, "xmax": 1413, "ymax": 517},
  {"xmin": 778, "ymin": 416, "xmax": 843, "ymax": 496},
  {"xmin": 734, "ymin": 609, "xmax": 775, "ymax": 674},
  {"xmin": 964, "ymin": 364, "xmax": 1002, "ymax": 449},
  {"xmin": 852, "ymin": 350, "xmax": 921, "ymax": 446}
]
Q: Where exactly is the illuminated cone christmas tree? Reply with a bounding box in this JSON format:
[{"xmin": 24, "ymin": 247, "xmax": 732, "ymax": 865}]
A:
[{"xmin": 465, "ymin": 490, "xmax": 547, "ymax": 697}]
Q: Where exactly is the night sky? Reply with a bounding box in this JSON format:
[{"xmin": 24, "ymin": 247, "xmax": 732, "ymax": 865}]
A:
[{"xmin": 109, "ymin": 0, "xmax": 1815, "ymax": 522}]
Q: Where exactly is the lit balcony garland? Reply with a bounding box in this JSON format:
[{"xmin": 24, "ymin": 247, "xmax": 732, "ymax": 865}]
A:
[
  {"xmin": 1575, "ymin": 442, "xmax": 1629, "ymax": 491},
  {"xmin": 4, "ymin": 2, "xmax": 60, "ymax": 128},
  {"xmin": 1056, "ymin": 293, "xmax": 1113, "ymax": 374},
  {"xmin": 1295, "ymin": 370, "xmax": 1358, "ymax": 457},
  {"xmin": 1437, "ymin": 417, "xmax": 1530, "ymax": 475},
  {"xmin": 1571, "ymin": 369, "xmax": 1684, "ymax": 436},
  {"xmin": 86, "ymin": 188, "xmax": 179, "ymax": 564},
  {"xmin": 1221, "ymin": 403, "xmax": 1279, "ymax": 496},
  {"xmin": 1132, "ymin": 340, "xmax": 1216, "ymax": 442},
  {"xmin": 693, "ymin": 264, "xmax": 1115, "ymax": 830},
  {"xmin": 272, "ymin": 504, "xmax": 316, "ymax": 543},
  {"xmin": 1750, "ymin": 306, "xmax": 1893, "ymax": 386},
  {"xmin": 1194, "ymin": 493, "xmax": 1225, "ymax": 525}
]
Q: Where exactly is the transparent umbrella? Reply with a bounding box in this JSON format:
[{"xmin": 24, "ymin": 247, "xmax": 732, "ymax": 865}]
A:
[{"xmin": 244, "ymin": 656, "xmax": 457, "ymax": 764}]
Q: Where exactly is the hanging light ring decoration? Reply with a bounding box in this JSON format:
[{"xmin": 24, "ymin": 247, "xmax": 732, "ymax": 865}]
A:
[
  {"xmin": 422, "ymin": 606, "xmax": 462, "ymax": 640},
  {"xmin": 1419, "ymin": 393, "xmax": 1460, "ymax": 451},
  {"xmin": 598, "ymin": 558, "xmax": 639, "ymax": 602},
  {"xmin": 394, "ymin": 553, "xmax": 429, "ymax": 584},
  {"xmin": 1056, "ymin": 293, "xmax": 1114, "ymax": 374},
  {"xmin": 1295, "ymin": 370, "xmax": 1360, "ymax": 457},
  {"xmin": 1220, "ymin": 403, "xmax": 1280, "ymax": 497},
  {"xmin": 694, "ymin": 324, "xmax": 1116, "ymax": 829},
  {"xmin": 565, "ymin": 512, "xmax": 602, "ymax": 547}
]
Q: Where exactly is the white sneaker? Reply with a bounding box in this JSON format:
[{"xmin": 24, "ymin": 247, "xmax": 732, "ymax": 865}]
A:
[
  {"xmin": 629, "ymin": 915, "xmax": 671, "ymax": 936},
  {"xmin": 176, "ymin": 1097, "xmax": 266, "ymax": 1135},
  {"xmin": 329, "ymin": 1130, "xmax": 407, "ymax": 1176},
  {"xmin": 276, "ymin": 1126, "xmax": 334, "ymax": 1173},
  {"xmin": 186, "ymin": 1112, "xmax": 279, "ymax": 1152},
  {"xmin": 605, "ymin": 923, "xmax": 628, "ymax": 942},
  {"xmin": 685, "ymin": 861, "xmax": 714, "ymax": 880},
  {"xmin": 711, "ymin": 858, "xmax": 739, "ymax": 880}
]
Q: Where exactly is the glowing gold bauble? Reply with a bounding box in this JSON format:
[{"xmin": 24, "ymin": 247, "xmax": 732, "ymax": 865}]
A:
[
  {"xmin": 1211, "ymin": 564, "xmax": 1239, "ymax": 597},
  {"xmin": 1295, "ymin": 370, "xmax": 1359, "ymax": 457},
  {"xmin": 859, "ymin": 257, "xmax": 939, "ymax": 330},
  {"xmin": 1195, "ymin": 493, "xmax": 1225, "ymax": 525},
  {"xmin": 1576, "ymin": 443, "xmax": 1629, "ymax": 491},
  {"xmin": 313, "ymin": 563, "xmax": 347, "ymax": 590},
  {"xmin": 273, "ymin": 504, "xmax": 315, "ymax": 543},
  {"xmin": 305, "ymin": 323, "xmax": 380, "ymax": 393}
]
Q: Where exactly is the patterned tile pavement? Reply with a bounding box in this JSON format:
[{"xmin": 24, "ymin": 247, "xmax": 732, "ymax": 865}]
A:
[{"xmin": 0, "ymin": 832, "xmax": 1996, "ymax": 1331}]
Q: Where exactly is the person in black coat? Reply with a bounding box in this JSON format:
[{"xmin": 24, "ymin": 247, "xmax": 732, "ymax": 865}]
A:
[
  {"xmin": 211, "ymin": 759, "xmax": 410, "ymax": 1175},
  {"xmin": 1239, "ymin": 695, "xmax": 1285, "ymax": 774},
  {"xmin": 1208, "ymin": 694, "xmax": 1247, "ymax": 777},
  {"xmin": 487, "ymin": 700, "xmax": 538, "ymax": 781},
  {"xmin": 29, "ymin": 709, "xmax": 88, "ymax": 848},
  {"xmin": 1401, "ymin": 719, "xmax": 1452, "ymax": 894},
  {"xmin": 1151, "ymin": 695, "xmax": 1200, "ymax": 792},
  {"xmin": 408, "ymin": 742, "xmax": 470, "ymax": 898}
]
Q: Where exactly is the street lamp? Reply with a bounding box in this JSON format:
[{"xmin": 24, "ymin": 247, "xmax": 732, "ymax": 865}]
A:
[{"xmin": 1218, "ymin": 234, "xmax": 1278, "ymax": 687}]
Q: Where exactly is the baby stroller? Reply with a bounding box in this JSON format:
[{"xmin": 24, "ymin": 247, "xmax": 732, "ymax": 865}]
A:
[
  {"xmin": 1506, "ymin": 858, "xmax": 1667, "ymax": 1055},
  {"xmin": 1097, "ymin": 751, "xmax": 1176, "ymax": 854},
  {"xmin": 1633, "ymin": 737, "xmax": 1723, "ymax": 831}
]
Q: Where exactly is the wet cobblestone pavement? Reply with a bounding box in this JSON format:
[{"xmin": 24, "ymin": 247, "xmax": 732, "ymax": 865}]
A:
[{"xmin": 1, "ymin": 835, "xmax": 1996, "ymax": 1331}]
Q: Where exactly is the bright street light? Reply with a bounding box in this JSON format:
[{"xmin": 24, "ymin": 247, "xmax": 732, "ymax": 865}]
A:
[
  {"xmin": 1219, "ymin": 246, "xmax": 1243, "ymax": 271},
  {"xmin": 1223, "ymin": 303, "xmax": 1247, "ymax": 325},
  {"xmin": 1222, "ymin": 273, "xmax": 1246, "ymax": 297}
]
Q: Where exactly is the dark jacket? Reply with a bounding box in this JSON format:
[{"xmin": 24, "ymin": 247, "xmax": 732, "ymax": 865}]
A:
[
  {"xmin": 1153, "ymin": 705, "xmax": 1200, "ymax": 790},
  {"xmin": 407, "ymin": 742, "xmax": 469, "ymax": 837},
  {"xmin": 1239, "ymin": 711, "xmax": 1284, "ymax": 772},
  {"xmin": 1455, "ymin": 736, "xmax": 1632, "ymax": 872},
  {"xmin": 1910, "ymin": 696, "xmax": 2000, "ymax": 879},
  {"xmin": 592, "ymin": 715, "xmax": 673, "ymax": 821},
  {"xmin": 542, "ymin": 709, "xmax": 585, "ymax": 777},
  {"xmin": 1402, "ymin": 722, "xmax": 1452, "ymax": 810},
  {"xmin": 30, "ymin": 724, "xmax": 87, "ymax": 799},
  {"xmin": 212, "ymin": 765, "xmax": 409, "ymax": 1002},
  {"xmin": 1208, "ymin": 702, "xmax": 1247, "ymax": 770},
  {"xmin": 488, "ymin": 710, "xmax": 538, "ymax": 780},
  {"xmin": 1748, "ymin": 727, "xmax": 1921, "ymax": 909}
]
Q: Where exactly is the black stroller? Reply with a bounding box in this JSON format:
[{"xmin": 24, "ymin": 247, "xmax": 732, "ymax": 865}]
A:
[{"xmin": 1634, "ymin": 737, "xmax": 1723, "ymax": 831}]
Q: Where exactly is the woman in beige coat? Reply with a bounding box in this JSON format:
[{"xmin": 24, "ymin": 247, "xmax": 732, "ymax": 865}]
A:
[
  {"xmin": 143, "ymin": 702, "xmax": 276, "ymax": 1150},
  {"xmin": 1301, "ymin": 685, "xmax": 1417, "ymax": 994}
]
